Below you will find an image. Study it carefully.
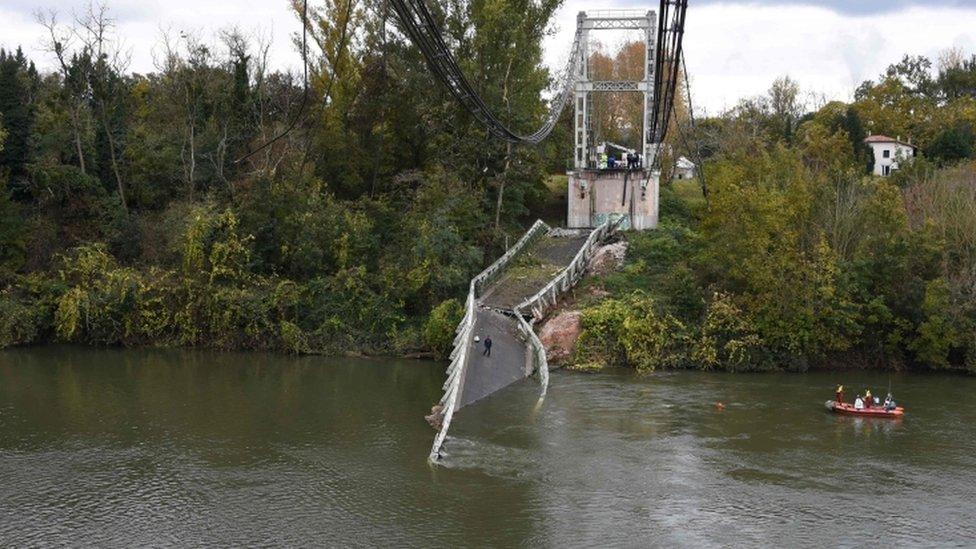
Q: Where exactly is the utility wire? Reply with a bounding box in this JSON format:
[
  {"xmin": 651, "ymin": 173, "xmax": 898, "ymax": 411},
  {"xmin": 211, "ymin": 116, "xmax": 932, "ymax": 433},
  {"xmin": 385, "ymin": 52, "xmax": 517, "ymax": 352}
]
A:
[
  {"xmin": 680, "ymin": 50, "xmax": 707, "ymax": 199},
  {"xmin": 234, "ymin": 0, "xmax": 309, "ymax": 165}
]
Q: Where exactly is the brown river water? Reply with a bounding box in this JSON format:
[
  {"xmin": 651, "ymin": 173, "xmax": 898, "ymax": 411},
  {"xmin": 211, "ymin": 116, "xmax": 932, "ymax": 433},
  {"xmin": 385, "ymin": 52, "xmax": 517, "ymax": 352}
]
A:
[{"xmin": 1, "ymin": 346, "xmax": 974, "ymax": 546}]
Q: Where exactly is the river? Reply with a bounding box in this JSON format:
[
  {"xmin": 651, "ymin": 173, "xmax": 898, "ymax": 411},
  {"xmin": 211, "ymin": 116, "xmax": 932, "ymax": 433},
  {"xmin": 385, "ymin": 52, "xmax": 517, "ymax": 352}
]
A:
[{"xmin": 1, "ymin": 347, "xmax": 974, "ymax": 546}]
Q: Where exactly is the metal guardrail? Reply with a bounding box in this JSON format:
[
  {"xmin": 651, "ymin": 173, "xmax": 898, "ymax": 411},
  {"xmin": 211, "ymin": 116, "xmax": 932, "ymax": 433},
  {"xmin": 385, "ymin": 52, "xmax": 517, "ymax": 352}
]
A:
[
  {"xmin": 429, "ymin": 218, "xmax": 621, "ymax": 462},
  {"xmin": 516, "ymin": 218, "xmax": 621, "ymax": 321},
  {"xmin": 472, "ymin": 220, "xmax": 550, "ymax": 295},
  {"xmin": 429, "ymin": 220, "xmax": 551, "ymax": 462},
  {"xmin": 507, "ymin": 218, "xmax": 621, "ymax": 398},
  {"xmin": 514, "ymin": 312, "xmax": 548, "ymax": 393},
  {"xmin": 429, "ymin": 286, "xmax": 474, "ymax": 461}
]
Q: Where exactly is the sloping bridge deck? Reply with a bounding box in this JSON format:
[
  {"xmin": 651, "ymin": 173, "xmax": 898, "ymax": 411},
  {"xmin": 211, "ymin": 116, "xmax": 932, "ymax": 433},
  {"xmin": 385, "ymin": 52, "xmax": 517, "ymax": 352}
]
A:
[
  {"xmin": 480, "ymin": 234, "xmax": 589, "ymax": 310},
  {"xmin": 459, "ymin": 231, "xmax": 590, "ymax": 407}
]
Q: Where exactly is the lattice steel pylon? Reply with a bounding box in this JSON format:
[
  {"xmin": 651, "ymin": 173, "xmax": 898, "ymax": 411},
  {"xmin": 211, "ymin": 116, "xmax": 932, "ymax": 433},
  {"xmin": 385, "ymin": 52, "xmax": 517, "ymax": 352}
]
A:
[{"xmin": 573, "ymin": 10, "xmax": 657, "ymax": 171}]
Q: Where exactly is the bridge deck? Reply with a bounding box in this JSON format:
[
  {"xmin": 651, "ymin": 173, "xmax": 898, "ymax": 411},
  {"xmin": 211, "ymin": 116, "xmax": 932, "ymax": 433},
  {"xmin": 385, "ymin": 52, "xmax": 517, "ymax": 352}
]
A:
[
  {"xmin": 461, "ymin": 231, "xmax": 589, "ymax": 407},
  {"xmin": 480, "ymin": 232, "xmax": 588, "ymax": 310},
  {"xmin": 460, "ymin": 310, "xmax": 526, "ymax": 407}
]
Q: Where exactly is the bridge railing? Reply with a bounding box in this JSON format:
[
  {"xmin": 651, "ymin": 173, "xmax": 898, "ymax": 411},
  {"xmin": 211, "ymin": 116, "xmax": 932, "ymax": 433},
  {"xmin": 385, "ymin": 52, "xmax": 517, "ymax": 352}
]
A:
[
  {"xmin": 516, "ymin": 217, "xmax": 621, "ymax": 321},
  {"xmin": 430, "ymin": 283, "xmax": 475, "ymax": 461},
  {"xmin": 472, "ymin": 219, "xmax": 550, "ymax": 295},
  {"xmin": 514, "ymin": 311, "xmax": 548, "ymax": 391},
  {"xmin": 429, "ymin": 219, "xmax": 552, "ymax": 462}
]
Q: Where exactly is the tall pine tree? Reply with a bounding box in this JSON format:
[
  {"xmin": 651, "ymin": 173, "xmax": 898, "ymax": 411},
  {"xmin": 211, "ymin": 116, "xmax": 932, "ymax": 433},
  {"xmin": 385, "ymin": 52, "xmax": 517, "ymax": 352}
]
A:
[{"xmin": 0, "ymin": 47, "xmax": 36, "ymax": 193}]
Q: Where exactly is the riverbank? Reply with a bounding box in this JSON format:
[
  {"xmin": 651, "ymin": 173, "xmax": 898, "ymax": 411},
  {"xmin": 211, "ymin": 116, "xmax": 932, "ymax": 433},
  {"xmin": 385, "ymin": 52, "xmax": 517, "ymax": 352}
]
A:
[
  {"xmin": 4, "ymin": 162, "xmax": 976, "ymax": 377},
  {"xmin": 538, "ymin": 170, "xmax": 976, "ymax": 374}
]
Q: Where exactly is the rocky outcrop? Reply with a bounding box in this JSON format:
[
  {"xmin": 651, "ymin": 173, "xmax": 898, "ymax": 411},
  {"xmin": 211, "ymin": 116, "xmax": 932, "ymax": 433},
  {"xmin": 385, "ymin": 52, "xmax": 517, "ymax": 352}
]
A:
[
  {"xmin": 587, "ymin": 241, "xmax": 627, "ymax": 277},
  {"xmin": 538, "ymin": 310, "xmax": 582, "ymax": 365}
]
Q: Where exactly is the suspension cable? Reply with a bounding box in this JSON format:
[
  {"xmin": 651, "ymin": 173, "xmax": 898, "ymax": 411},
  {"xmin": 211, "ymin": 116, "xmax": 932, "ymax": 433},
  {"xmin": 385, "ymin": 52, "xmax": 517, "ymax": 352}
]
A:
[
  {"xmin": 390, "ymin": 0, "xmax": 687, "ymax": 157},
  {"xmin": 649, "ymin": 0, "xmax": 688, "ymax": 169},
  {"xmin": 389, "ymin": 0, "xmax": 581, "ymax": 144}
]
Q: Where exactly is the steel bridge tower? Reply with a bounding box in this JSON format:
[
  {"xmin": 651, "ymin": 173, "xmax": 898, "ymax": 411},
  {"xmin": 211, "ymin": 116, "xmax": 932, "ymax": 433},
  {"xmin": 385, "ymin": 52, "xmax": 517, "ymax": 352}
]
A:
[{"xmin": 568, "ymin": 9, "xmax": 659, "ymax": 231}]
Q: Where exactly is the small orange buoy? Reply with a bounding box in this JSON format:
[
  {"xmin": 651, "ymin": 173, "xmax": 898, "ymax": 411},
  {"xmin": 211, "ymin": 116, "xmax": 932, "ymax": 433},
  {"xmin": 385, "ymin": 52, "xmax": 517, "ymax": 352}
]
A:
[{"xmin": 715, "ymin": 402, "xmax": 726, "ymax": 411}]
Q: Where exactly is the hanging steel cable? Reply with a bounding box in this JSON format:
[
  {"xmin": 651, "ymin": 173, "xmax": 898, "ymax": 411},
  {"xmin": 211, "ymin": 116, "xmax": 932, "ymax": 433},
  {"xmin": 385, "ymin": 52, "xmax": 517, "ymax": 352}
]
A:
[
  {"xmin": 649, "ymin": 0, "xmax": 687, "ymax": 146},
  {"xmin": 390, "ymin": 0, "xmax": 687, "ymax": 151},
  {"xmin": 389, "ymin": 0, "xmax": 582, "ymax": 143},
  {"xmin": 647, "ymin": 0, "xmax": 688, "ymax": 171}
]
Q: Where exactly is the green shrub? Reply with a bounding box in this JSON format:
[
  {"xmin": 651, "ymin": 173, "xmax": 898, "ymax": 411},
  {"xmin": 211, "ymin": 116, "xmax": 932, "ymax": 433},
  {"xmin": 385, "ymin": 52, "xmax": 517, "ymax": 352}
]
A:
[
  {"xmin": 0, "ymin": 289, "xmax": 42, "ymax": 347},
  {"xmin": 575, "ymin": 292, "xmax": 689, "ymax": 371},
  {"xmin": 423, "ymin": 298, "xmax": 464, "ymax": 359}
]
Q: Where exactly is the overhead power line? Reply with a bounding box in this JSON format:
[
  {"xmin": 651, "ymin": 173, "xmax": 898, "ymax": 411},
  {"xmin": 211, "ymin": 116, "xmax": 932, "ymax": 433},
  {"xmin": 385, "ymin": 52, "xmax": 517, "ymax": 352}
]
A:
[{"xmin": 234, "ymin": 0, "xmax": 311, "ymax": 165}]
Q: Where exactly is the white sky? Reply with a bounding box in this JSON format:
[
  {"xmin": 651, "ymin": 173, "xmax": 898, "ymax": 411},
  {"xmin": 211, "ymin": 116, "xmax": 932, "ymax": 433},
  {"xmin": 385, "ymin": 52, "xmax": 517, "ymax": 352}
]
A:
[{"xmin": 3, "ymin": 0, "xmax": 976, "ymax": 113}]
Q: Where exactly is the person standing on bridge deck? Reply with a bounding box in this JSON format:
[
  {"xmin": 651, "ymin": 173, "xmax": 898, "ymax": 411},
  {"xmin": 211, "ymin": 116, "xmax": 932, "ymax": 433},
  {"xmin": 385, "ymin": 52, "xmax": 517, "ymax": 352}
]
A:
[{"xmin": 482, "ymin": 336, "xmax": 492, "ymax": 357}]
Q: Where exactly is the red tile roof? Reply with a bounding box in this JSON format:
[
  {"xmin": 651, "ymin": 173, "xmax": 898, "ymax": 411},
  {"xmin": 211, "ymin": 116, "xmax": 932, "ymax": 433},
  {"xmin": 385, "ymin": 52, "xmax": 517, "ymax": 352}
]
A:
[{"xmin": 864, "ymin": 135, "xmax": 914, "ymax": 147}]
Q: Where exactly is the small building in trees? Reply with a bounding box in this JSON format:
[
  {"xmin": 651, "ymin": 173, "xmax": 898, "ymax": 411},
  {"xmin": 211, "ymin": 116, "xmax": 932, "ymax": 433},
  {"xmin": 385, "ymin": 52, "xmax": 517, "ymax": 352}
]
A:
[
  {"xmin": 865, "ymin": 135, "xmax": 916, "ymax": 176},
  {"xmin": 673, "ymin": 156, "xmax": 696, "ymax": 180}
]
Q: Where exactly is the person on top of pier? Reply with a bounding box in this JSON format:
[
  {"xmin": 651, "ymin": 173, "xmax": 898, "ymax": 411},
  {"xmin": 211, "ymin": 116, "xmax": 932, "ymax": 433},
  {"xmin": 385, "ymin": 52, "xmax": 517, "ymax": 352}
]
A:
[{"xmin": 482, "ymin": 336, "xmax": 492, "ymax": 357}]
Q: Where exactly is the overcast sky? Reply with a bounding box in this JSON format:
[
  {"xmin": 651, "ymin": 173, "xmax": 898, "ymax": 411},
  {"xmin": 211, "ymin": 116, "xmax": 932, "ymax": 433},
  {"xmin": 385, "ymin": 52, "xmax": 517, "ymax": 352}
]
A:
[{"xmin": 2, "ymin": 0, "xmax": 976, "ymax": 113}]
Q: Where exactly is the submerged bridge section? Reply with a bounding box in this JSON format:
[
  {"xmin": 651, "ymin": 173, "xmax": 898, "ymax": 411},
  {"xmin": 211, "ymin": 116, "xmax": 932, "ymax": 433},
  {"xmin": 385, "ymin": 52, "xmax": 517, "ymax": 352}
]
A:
[{"xmin": 429, "ymin": 219, "xmax": 619, "ymax": 461}]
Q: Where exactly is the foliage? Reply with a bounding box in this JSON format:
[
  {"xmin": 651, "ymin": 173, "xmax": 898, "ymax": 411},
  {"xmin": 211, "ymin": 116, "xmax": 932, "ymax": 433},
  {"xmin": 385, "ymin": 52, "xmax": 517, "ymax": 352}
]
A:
[
  {"xmin": 3, "ymin": 4, "xmax": 976, "ymax": 376},
  {"xmin": 0, "ymin": 1, "xmax": 565, "ymax": 357},
  {"xmin": 423, "ymin": 298, "xmax": 465, "ymax": 360},
  {"xmin": 575, "ymin": 292, "xmax": 687, "ymax": 372},
  {"xmin": 578, "ymin": 58, "xmax": 976, "ymax": 372}
]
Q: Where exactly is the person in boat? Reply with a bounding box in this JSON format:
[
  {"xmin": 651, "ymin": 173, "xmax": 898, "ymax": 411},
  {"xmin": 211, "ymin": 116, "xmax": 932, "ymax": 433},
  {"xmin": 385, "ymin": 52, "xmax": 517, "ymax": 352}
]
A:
[
  {"xmin": 864, "ymin": 389, "xmax": 873, "ymax": 408},
  {"xmin": 835, "ymin": 384, "xmax": 845, "ymax": 404},
  {"xmin": 854, "ymin": 395, "xmax": 865, "ymax": 410},
  {"xmin": 884, "ymin": 394, "xmax": 896, "ymax": 411}
]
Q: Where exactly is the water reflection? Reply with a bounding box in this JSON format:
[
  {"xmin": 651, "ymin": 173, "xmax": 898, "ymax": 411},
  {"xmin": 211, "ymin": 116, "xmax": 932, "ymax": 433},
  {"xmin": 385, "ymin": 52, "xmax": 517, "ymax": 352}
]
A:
[{"xmin": 1, "ymin": 348, "xmax": 975, "ymax": 545}]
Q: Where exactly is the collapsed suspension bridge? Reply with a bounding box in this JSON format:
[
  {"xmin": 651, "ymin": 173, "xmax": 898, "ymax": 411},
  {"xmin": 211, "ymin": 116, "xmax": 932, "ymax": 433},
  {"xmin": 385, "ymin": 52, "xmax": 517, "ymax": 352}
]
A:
[{"xmin": 387, "ymin": 0, "xmax": 689, "ymax": 461}]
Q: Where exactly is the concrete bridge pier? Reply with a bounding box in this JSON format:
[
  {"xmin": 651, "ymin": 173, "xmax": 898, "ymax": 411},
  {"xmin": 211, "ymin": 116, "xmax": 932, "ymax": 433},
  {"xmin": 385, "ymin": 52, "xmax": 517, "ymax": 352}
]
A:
[{"xmin": 567, "ymin": 169, "xmax": 659, "ymax": 230}]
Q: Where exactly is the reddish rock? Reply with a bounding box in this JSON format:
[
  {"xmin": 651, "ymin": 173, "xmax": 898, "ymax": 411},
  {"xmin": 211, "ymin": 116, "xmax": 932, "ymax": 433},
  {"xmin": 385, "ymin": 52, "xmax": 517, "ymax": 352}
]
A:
[
  {"xmin": 539, "ymin": 310, "xmax": 583, "ymax": 365},
  {"xmin": 587, "ymin": 241, "xmax": 627, "ymax": 276}
]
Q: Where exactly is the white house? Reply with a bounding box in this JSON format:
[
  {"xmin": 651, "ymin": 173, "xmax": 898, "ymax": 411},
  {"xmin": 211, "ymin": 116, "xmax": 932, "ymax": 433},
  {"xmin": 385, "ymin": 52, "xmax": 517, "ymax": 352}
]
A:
[
  {"xmin": 865, "ymin": 135, "xmax": 916, "ymax": 176},
  {"xmin": 674, "ymin": 156, "xmax": 696, "ymax": 180}
]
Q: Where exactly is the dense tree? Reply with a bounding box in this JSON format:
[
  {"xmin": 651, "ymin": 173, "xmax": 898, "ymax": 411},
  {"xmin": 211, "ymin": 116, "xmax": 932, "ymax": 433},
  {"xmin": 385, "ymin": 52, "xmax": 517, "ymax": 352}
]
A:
[
  {"xmin": 572, "ymin": 53, "xmax": 976, "ymax": 373},
  {"xmin": 0, "ymin": 0, "xmax": 569, "ymax": 355},
  {"xmin": 926, "ymin": 119, "xmax": 976, "ymax": 162},
  {"xmin": 4, "ymin": 2, "xmax": 976, "ymax": 373},
  {"xmin": 0, "ymin": 48, "xmax": 37, "ymax": 192}
]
